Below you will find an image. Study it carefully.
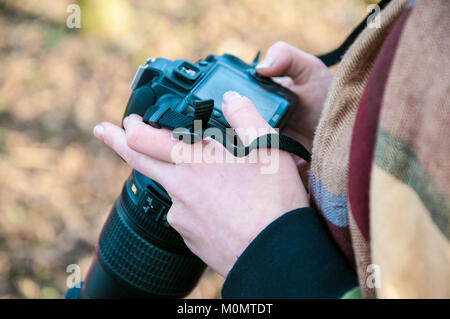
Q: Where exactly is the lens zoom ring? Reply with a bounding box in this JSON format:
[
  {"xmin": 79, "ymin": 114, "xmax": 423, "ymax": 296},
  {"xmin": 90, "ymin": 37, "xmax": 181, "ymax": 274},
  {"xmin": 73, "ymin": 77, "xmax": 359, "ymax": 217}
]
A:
[{"xmin": 98, "ymin": 203, "xmax": 205, "ymax": 296}]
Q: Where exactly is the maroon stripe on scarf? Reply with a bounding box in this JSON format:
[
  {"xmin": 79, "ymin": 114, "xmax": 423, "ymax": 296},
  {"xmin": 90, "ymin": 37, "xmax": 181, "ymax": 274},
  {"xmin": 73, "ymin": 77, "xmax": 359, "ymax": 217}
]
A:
[{"xmin": 348, "ymin": 7, "xmax": 413, "ymax": 241}]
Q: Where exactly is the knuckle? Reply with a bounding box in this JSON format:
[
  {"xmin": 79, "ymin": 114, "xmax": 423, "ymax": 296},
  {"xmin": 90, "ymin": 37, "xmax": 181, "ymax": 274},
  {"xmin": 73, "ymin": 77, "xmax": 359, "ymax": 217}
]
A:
[
  {"xmin": 272, "ymin": 41, "xmax": 291, "ymax": 53},
  {"xmin": 183, "ymin": 240, "xmax": 198, "ymax": 256},
  {"xmin": 166, "ymin": 210, "xmax": 178, "ymax": 228},
  {"xmin": 229, "ymin": 98, "xmax": 253, "ymax": 117},
  {"xmin": 273, "ymin": 40, "xmax": 288, "ymax": 49},
  {"xmin": 126, "ymin": 125, "xmax": 141, "ymax": 147},
  {"xmin": 122, "ymin": 148, "xmax": 135, "ymax": 166},
  {"xmin": 124, "ymin": 148, "xmax": 145, "ymax": 171},
  {"xmin": 131, "ymin": 154, "xmax": 152, "ymax": 177},
  {"xmin": 168, "ymin": 182, "xmax": 184, "ymax": 200}
]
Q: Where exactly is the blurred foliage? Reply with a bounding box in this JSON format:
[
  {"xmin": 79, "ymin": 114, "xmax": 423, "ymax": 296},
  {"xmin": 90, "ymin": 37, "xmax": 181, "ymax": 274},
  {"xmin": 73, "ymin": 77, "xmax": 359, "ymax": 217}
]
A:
[{"xmin": 0, "ymin": 0, "xmax": 369, "ymax": 298}]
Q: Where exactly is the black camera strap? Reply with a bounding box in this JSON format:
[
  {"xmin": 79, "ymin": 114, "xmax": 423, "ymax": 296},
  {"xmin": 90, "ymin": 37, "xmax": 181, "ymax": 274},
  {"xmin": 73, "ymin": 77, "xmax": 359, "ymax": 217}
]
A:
[
  {"xmin": 144, "ymin": 104, "xmax": 312, "ymax": 164},
  {"xmin": 317, "ymin": 0, "xmax": 391, "ymax": 66},
  {"xmin": 221, "ymin": 132, "xmax": 312, "ymax": 164}
]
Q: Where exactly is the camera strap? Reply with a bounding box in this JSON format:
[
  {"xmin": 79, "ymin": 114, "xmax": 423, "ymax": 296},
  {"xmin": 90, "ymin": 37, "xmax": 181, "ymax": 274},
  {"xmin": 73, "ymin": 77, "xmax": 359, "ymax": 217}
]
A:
[
  {"xmin": 219, "ymin": 132, "xmax": 312, "ymax": 164},
  {"xmin": 317, "ymin": 0, "xmax": 391, "ymax": 66},
  {"xmin": 143, "ymin": 103, "xmax": 312, "ymax": 164}
]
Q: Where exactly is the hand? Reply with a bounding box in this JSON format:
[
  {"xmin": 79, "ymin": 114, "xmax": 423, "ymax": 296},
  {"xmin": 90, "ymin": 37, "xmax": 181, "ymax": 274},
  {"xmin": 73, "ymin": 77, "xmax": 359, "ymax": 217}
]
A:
[
  {"xmin": 256, "ymin": 42, "xmax": 332, "ymax": 152},
  {"xmin": 93, "ymin": 91, "xmax": 309, "ymax": 277}
]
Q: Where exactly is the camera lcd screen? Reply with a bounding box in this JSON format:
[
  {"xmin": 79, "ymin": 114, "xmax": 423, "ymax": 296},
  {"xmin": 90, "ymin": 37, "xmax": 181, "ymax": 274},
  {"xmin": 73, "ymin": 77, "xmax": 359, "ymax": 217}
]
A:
[{"xmin": 193, "ymin": 64, "xmax": 287, "ymax": 124}]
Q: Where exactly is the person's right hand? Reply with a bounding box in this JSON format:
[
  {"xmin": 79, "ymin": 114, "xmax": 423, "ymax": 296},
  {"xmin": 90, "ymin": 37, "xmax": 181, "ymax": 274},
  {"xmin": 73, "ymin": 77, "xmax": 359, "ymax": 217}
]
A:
[{"xmin": 256, "ymin": 42, "xmax": 332, "ymax": 152}]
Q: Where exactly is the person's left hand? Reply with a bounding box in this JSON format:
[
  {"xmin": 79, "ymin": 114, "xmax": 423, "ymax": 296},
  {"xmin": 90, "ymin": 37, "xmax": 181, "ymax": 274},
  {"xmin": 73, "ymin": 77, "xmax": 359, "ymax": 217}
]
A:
[{"xmin": 93, "ymin": 91, "xmax": 309, "ymax": 277}]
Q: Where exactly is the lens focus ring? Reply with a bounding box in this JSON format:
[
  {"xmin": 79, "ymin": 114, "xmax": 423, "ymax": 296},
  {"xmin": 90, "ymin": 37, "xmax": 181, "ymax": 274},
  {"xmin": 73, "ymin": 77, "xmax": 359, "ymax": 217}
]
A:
[{"xmin": 98, "ymin": 201, "xmax": 205, "ymax": 297}]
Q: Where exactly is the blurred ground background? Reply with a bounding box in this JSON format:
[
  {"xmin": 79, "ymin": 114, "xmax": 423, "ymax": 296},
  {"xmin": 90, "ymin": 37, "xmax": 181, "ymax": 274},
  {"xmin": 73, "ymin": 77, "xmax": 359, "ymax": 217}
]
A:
[{"xmin": 0, "ymin": 0, "xmax": 373, "ymax": 298}]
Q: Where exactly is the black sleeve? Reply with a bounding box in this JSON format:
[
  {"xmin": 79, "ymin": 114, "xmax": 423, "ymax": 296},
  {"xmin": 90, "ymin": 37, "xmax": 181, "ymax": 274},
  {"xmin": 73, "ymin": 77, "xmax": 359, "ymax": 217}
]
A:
[{"xmin": 221, "ymin": 207, "xmax": 358, "ymax": 298}]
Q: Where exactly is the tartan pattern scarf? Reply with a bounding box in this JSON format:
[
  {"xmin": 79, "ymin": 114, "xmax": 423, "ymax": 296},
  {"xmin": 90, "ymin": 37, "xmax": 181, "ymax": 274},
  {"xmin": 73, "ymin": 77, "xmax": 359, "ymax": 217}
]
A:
[{"xmin": 309, "ymin": 0, "xmax": 449, "ymax": 298}]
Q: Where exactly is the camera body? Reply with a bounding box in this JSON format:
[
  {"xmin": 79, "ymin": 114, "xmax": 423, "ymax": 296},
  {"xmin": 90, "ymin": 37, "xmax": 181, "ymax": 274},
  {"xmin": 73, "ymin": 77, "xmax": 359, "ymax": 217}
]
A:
[
  {"xmin": 75, "ymin": 53, "xmax": 298, "ymax": 299},
  {"xmin": 124, "ymin": 53, "xmax": 297, "ymax": 130}
]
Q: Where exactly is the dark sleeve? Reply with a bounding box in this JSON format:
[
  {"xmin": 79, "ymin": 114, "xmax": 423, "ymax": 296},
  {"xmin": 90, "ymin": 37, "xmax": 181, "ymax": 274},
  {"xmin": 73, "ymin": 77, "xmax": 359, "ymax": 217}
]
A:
[{"xmin": 221, "ymin": 207, "xmax": 358, "ymax": 298}]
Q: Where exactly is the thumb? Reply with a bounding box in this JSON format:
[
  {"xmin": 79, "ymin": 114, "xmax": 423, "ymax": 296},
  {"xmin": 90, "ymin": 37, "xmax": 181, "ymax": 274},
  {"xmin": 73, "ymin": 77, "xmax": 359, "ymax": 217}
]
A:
[
  {"xmin": 221, "ymin": 91, "xmax": 275, "ymax": 144},
  {"xmin": 255, "ymin": 41, "xmax": 322, "ymax": 85}
]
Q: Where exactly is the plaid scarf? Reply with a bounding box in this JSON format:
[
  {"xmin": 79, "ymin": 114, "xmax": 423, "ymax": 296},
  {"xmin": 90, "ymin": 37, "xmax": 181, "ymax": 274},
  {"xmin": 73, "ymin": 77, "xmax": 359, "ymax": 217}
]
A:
[{"xmin": 309, "ymin": 0, "xmax": 449, "ymax": 298}]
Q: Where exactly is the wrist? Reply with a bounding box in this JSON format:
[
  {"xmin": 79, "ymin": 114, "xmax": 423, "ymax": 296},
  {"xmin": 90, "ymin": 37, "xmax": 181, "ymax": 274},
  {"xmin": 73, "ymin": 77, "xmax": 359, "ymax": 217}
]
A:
[{"xmin": 222, "ymin": 207, "xmax": 357, "ymax": 298}]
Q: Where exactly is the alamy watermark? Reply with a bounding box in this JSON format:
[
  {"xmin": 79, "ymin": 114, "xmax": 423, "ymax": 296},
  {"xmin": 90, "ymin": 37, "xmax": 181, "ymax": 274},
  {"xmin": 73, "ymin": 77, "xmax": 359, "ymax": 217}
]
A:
[
  {"xmin": 366, "ymin": 263, "xmax": 382, "ymax": 289},
  {"xmin": 169, "ymin": 121, "xmax": 281, "ymax": 174},
  {"xmin": 66, "ymin": 264, "xmax": 81, "ymax": 289},
  {"xmin": 367, "ymin": 4, "xmax": 381, "ymax": 29},
  {"xmin": 66, "ymin": 4, "xmax": 81, "ymax": 29}
]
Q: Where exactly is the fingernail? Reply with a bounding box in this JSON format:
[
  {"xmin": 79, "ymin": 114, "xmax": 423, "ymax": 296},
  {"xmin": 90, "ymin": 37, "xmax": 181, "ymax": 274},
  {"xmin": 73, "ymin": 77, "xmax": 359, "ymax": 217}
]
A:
[
  {"xmin": 223, "ymin": 91, "xmax": 242, "ymax": 106},
  {"xmin": 256, "ymin": 56, "xmax": 275, "ymax": 69},
  {"xmin": 93, "ymin": 124, "xmax": 104, "ymax": 141}
]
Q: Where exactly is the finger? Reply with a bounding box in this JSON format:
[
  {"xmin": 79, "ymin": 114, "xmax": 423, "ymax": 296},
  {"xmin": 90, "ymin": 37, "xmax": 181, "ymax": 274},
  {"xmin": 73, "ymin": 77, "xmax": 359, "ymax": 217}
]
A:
[
  {"xmin": 123, "ymin": 114, "xmax": 191, "ymax": 164},
  {"xmin": 93, "ymin": 122, "xmax": 182, "ymax": 187},
  {"xmin": 293, "ymin": 154, "xmax": 310, "ymax": 188},
  {"xmin": 272, "ymin": 76, "xmax": 295, "ymax": 89},
  {"xmin": 221, "ymin": 91, "xmax": 276, "ymax": 144},
  {"xmin": 165, "ymin": 201, "xmax": 192, "ymax": 235},
  {"xmin": 255, "ymin": 41, "xmax": 323, "ymax": 84}
]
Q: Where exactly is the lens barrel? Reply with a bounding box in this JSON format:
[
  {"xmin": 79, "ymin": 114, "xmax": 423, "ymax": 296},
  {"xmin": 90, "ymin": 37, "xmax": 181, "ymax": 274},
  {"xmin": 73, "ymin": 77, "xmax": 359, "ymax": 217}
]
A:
[{"xmin": 80, "ymin": 170, "xmax": 205, "ymax": 298}]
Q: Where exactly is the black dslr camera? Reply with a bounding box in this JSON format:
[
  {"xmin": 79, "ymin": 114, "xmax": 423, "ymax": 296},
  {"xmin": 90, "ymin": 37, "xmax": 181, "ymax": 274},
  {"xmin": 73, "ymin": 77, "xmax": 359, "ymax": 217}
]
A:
[{"xmin": 74, "ymin": 53, "xmax": 298, "ymax": 298}]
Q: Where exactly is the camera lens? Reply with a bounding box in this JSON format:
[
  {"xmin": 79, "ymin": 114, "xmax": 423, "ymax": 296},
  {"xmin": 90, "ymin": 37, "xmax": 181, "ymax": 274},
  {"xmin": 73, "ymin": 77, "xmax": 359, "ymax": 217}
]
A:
[{"xmin": 80, "ymin": 170, "xmax": 205, "ymax": 298}]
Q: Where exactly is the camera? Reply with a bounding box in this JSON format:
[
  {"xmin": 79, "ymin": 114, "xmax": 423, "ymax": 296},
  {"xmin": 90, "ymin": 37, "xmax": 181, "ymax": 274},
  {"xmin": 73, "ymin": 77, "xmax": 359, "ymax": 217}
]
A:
[{"xmin": 70, "ymin": 53, "xmax": 298, "ymax": 298}]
